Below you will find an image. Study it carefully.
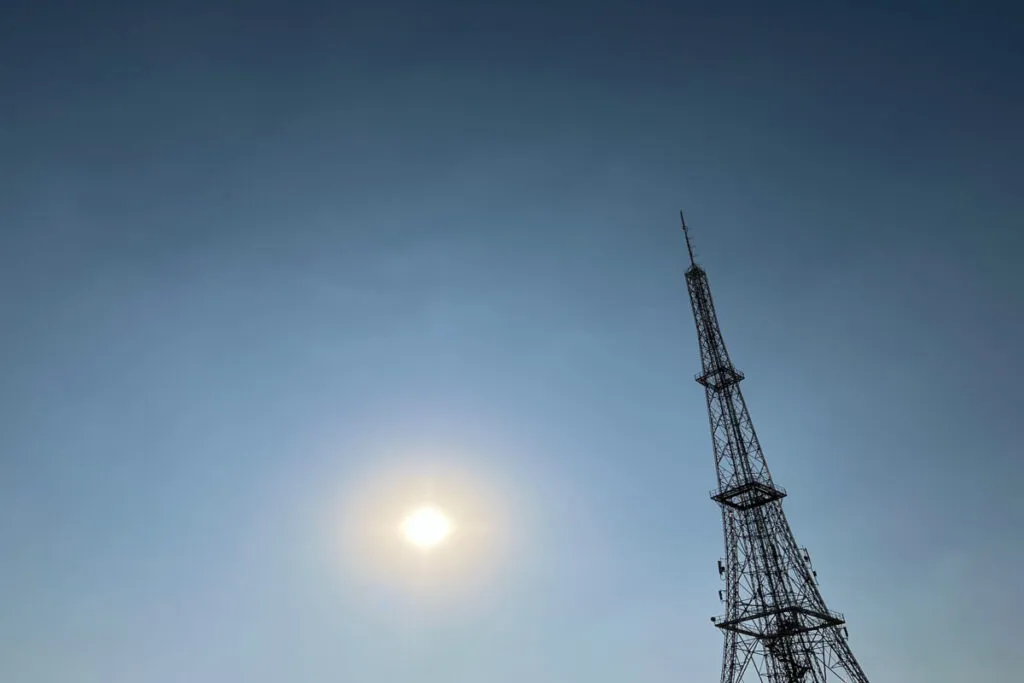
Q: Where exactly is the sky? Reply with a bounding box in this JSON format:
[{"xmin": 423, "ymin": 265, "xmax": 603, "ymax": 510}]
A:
[{"xmin": 1, "ymin": 1, "xmax": 1022, "ymax": 681}]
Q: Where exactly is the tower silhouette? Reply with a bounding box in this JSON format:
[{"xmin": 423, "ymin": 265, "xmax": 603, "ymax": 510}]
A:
[{"xmin": 680, "ymin": 211, "xmax": 871, "ymax": 683}]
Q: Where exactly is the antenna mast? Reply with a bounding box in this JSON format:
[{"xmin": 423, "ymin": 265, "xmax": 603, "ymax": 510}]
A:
[{"xmin": 680, "ymin": 209, "xmax": 696, "ymax": 267}]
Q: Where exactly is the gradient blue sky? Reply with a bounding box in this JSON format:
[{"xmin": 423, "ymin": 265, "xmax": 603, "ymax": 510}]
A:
[{"xmin": 2, "ymin": 1, "xmax": 1022, "ymax": 681}]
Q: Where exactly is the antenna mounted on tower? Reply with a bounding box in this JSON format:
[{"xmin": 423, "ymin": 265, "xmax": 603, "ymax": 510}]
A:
[{"xmin": 680, "ymin": 209, "xmax": 696, "ymax": 266}]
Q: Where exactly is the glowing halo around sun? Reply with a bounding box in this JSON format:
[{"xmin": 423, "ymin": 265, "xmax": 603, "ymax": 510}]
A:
[
  {"xmin": 400, "ymin": 506, "xmax": 453, "ymax": 550},
  {"xmin": 329, "ymin": 452, "xmax": 529, "ymax": 609}
]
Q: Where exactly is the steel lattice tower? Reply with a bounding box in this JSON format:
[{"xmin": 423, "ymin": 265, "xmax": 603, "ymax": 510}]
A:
[{"xmin": 679, "ymin": 211, "xmax": 870, "ymax": 683}]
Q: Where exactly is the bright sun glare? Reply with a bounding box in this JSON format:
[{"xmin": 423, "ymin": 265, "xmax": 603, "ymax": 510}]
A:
[{"xmin": 400, "ymin": 506, "xmax": 453, "ymax": 549}]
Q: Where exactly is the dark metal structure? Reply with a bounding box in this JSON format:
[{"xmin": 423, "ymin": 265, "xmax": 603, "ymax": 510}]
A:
[{"xmin": 680, "ymin": 211, "xmax": 870, "ymax": 683}]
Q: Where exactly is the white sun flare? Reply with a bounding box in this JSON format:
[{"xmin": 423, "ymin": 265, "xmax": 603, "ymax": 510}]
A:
[{"xmin": 400, "ymin": 506, "xmax": 453, "ymax": 549}]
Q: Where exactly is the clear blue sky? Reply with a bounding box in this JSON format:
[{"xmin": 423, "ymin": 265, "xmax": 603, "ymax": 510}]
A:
[{"xmin": 2, "ymin": 1, "xmax": 1021, "ymax": 681}]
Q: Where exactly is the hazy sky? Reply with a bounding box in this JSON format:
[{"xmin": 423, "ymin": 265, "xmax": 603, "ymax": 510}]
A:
[{"xmin": 2, "ymin": 1, "xmax": 1022, "ymax": 681}]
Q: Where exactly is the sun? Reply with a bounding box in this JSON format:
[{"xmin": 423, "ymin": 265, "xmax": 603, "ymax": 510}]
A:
[{"xmin": 400, "ymin": 506, "xmax": 453, "ymax": 550}]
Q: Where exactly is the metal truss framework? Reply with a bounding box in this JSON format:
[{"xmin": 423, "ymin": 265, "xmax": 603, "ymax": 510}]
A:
[{"xmin": 680, "ymin": 211, "xmax": 871, "ymax": 683}]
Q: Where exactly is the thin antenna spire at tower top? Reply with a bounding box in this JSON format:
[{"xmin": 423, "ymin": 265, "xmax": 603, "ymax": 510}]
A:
[{"xmin": 680, "ymin": 209, "xmax": 696, "ymax": 266}]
